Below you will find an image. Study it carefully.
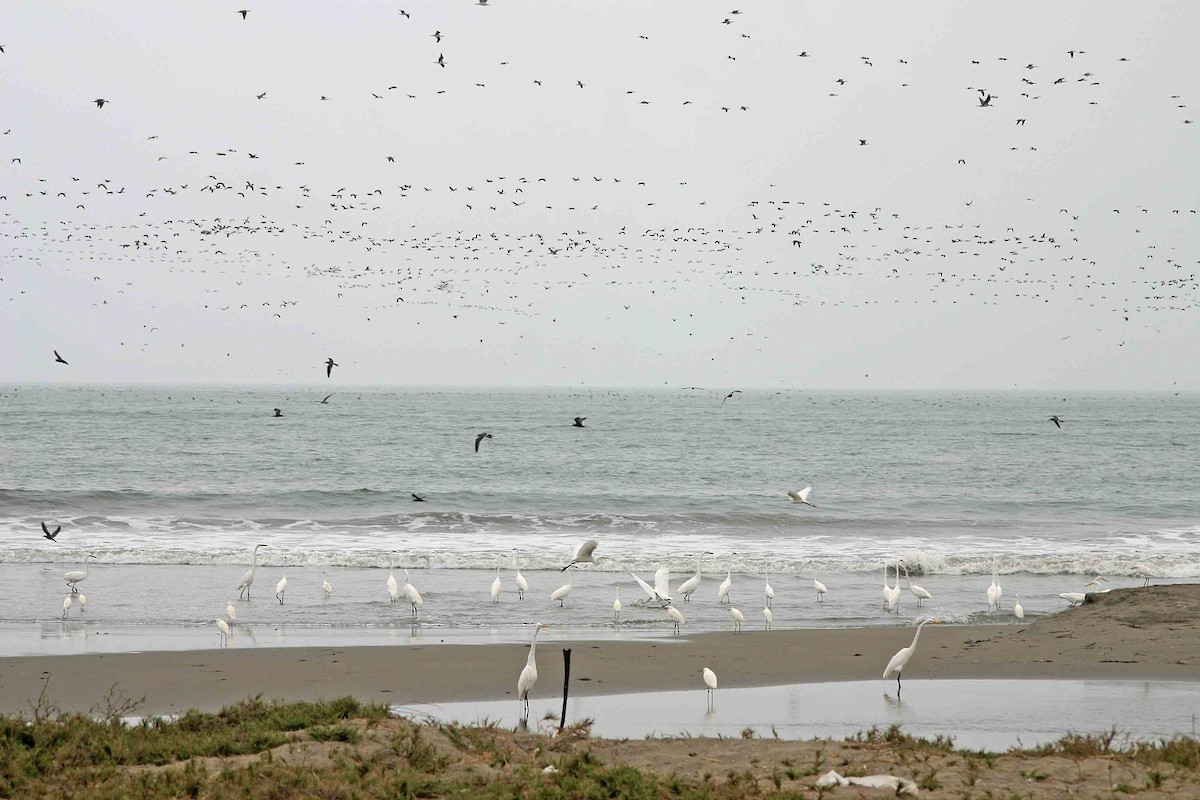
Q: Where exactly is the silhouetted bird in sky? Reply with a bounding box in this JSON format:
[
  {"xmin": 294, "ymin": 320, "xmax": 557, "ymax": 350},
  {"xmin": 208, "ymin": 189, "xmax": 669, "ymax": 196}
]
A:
[
  {"xmin": 723, "ymin": 390, "xmax": 742, "ymax": 403},
  {"xmin": 53, "ymin": 350, "xmax": 68, "ymax": 365},
  {"xmin": 41, "ymin": 522, "xmax": 61, "ymax": 542},
  {"xmin": 1048, "ymin": 415, "xmax": 1064, "ymax": 428},
  {"xmin": 325, "ymin": 357, "xmax": 338, "ymax": 377},
  {"xmin": 475, "ymin": 432, "xmax": 493, "ymax": 452},
  {"xmin": 412, "ymin": 493, "xmax": 426, "ymax": 502}
]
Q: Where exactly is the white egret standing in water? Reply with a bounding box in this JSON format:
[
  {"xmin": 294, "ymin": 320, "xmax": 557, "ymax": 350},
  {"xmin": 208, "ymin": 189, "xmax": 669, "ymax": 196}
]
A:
[
  {"xmin": 1014, "ymin": 593, "xmax": 1025, "ymax": 620},
  {"xmin": 729, "ymin": 606, "xmax": 745, "ymax": 633},
  {"xmin": 61, "ymin": 595, "xmax": 73, "ymax": 619},
  {"xmin": 490, "ymin": 556, "xmax": 504, "ymax": 604},
  {"xmin": 901, "ymin": 563, "xmax": 932, "ymax": 607},
  {"xmin": 275, "ymin": 573, "xmax": 288, "ymax": 604},
  {"xmin": 516, "ymin": 623, "xmax": 549, "ymax": 720},
  {"xmin": 226, "ymin": 600, "xmax": 237, "ymax": 627},
  {"xmin": 612, "ymin": 586, "xmax": 622, "ymax": 622},
  {"xmin": 237, "ymin": 544, "xmax": 268, "ymax": 600},
  {"xmin": 513, "ymin": 549, "xmax": 530, "ymax": 599},
  {"xmin": 322, "ymin": 571, "xmax": 333, "ymax": 598},
  {"xmin": 216, "ymin": 618, "xmax": 232, "ymax": 646},
  {"xmin": 883, "ymin": 618, "xmax": 941, "ymax": 697},
  {"xmin": 403, "ymin": 569, "xmax": 424, "ymax": 617},
  {"xmin": 64, "ymin": 554, "xmax": 97, "ymax": 594},
  {"xmin": 550, "ymin": 573, "xmax": 572, "ymax": 606},
  {"xmin": 763, "ymin": 569, "xmax": 774, "ymax": 607},
  {"xmin": 1134, "ymin": 564, "xmax": 1156, "ymax": 587},
  {"xmin": 677, "ymin": 551, "xmax": 712, "ymax": 601},
  {"xmin": 701, "ymin": 667, "xmax": 718, "ymax": 708},
  {"xmin": 717, "ymin": 554, "xmax": 734, "ymax": 603},
  {"xmin": 666, "ymin": 605, "xmax": 686, "ymax": 634},
  {"xmin": 387, "ymin": 553, "xmax": 400, "ymax": 604},
  {"xmin": 763, "ymin": 605, "xmax": 773, "ymax": 629}
]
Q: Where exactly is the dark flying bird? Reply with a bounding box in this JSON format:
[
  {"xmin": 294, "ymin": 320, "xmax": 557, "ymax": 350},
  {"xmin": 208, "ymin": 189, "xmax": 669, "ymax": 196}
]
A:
[
  {"xmin": 41, "ymin": 522, "xmax": 62, "ymax": 542},
  {"xmin": 573, "ymin": 417, "xmax": 586, "ymax": 427},
  {"xmin": 1048, "ymin": 415, "xmax": 1064, "ymax": 429},
  {"xmin": 53, "ymin": 350, "xmax": 68, "ymax": 365},
  {"xmin": 319, "ymin": 394, "xmax": 333, "ymax": 404},
  {"xmin": 412, "ymin": 493, "xmax": 426, "ymax": 502},
  {"xmin": 237, "ymin": 9, "xmax": 249, "ymax": 19},
  {"xmin": 475, "ymin": 432, "xmax": 493, "ymax": 452},
  {"xmin": 723, "ymin": 390, "xmax": 742, "ymax": 403},
  {"xmin": 432, "ymin": 30, "xmax": 442, "ymax": 42},
  {"xmin": 325, "ymin": 357, "xmax": 338, "ymax": 377},
  {"xmin": 94, "ymin": 98, "xmax": 108, "ymax": 108}
]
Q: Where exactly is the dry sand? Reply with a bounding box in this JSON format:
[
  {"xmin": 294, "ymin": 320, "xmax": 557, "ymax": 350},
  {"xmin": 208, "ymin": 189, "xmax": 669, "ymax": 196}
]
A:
[{"xmin": 0, "ymin": 585, "xmax": 1195, "ymax": 717}]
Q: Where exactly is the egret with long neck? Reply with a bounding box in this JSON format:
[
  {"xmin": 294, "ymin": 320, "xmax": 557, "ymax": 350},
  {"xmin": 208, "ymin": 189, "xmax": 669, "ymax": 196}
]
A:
[
  {"xmin": 677, "ymin": 551, "xmax": 713, "ymax": 602},
  {"xmin": 883, "ymin": 618, "xmax": 940, "ymax": 697},
  {"xmin": 236, "ymin": 544, "xmax": 268, "ymax": 600},
  {"xmin": 516, "ymin": 623, "xmax": 549, "ymax": 719}
]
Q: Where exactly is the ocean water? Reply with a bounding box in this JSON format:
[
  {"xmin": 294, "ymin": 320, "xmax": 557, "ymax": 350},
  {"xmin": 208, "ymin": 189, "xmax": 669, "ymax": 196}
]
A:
[{"xmin": 0, "ymin": 386, "xmax": 1196, "ymax": 650}]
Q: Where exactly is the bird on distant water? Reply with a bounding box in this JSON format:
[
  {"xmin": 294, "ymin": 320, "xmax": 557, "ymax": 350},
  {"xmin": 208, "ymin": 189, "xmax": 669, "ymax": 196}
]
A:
[
  {"xmin": 41, "ymin": 522, "xmax": 61, "ymax": 542},
  {"xmin": 273, "ymin": 408, "xmax": 283, "ymax": 417},
  {"xmin": 412, "ymin": 493, "xmax": 426, "ymax": 502},
  {"xmin": 474, "ymin": 432, "xmax": 492, "ymax": 452},
  {"xmin": 1048, "ymin": 415, "xmax": 1064, "ymax": 428},
  {"xmin": 318, "ymin": 394, "xmax": 333, "ymax": 404},
  {"xmin": 787, "ymin": 486, "xmax": 816, "ymax": 506},
  {"xmin": 561, "ymin": 539, "xmax": 599, "ymax": 571},
  {"xmin": 325, "ymin": 357, "xmax": 338, "ymax": 377},
  {"xmin": 573, "ymin": 417, "xmax": 586, "ymax": 427},
  {"xmin": 53, "ymin": 350, "xmax": 68, "ymax": 365},
  {"xmin": 722, "ymin": 390, "xmax": 742, "ymax": 403}
]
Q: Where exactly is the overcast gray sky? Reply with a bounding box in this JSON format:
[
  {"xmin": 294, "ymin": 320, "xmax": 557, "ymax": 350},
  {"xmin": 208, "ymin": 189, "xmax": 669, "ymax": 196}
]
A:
[{"xmin": 2, "ymin": 1, "xmax": 1198, "ymax": 389}]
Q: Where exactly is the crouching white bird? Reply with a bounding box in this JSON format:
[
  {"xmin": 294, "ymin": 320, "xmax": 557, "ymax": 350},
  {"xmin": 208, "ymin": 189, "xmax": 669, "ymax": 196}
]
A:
[
  {"xmin": 787, "ymin": 486, "xmax": 816, "ymax": 506},
  {"xmin": 550, "ymin": 574, "xmax": 572, "ymax": 606},
  {"xmin": 883, "ymin": 618, "xmax": 940, "ymax": 697},
  {"xmin": 701, "ymin": 667, "xmax": 718, "ymax": 708},
  {"xmin": 1060, "ymin": 592, "xmax": 1086, "ymax": 606},
  {"xmin": 666, "ymin": 605, "xmax": 686, "ymax": 634},
  {"xmin": 517, "ymin": 623, "xmax": 549, "ymax": 719}
]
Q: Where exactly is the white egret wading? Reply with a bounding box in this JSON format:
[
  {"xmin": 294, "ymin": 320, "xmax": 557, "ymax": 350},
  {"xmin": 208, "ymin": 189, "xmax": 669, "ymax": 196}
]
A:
[
  {"xmin": 701, "ymin": 667, "xmax": 718, "ymax": 708},
  {"xmin": 883, "ymin": 619, "xmax": 941, "ymax": 697},
  {"xmin": 516, "ymin": 623, "xmax": 549, "ymax": 719},
  {"xmin": 236, "ymin": 544, "xmax": 268, "ymax": 600},
  {"xmin": 64, "ymin": 555, "xmax": 97, "ymax": 594},
  {"xmin": 677, "ymin": 551, "xmax": 713, "ymax": 602}
]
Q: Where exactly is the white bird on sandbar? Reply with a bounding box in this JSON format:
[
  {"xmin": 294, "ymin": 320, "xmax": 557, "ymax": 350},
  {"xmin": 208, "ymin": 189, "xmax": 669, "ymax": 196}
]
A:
[
  {"xmin": 64, "ymin": 554, "xmax": 97, "ymax": 593},
  {"xmin": 787, "ymin": 486, "xmax": 816, "ymax": 506},
  {"xmin": 701, "ymin": 667, "xmax": 718, "ymax": 708},
  {"xmin": 1059, "ymin": 592, "xmax": 1086, "ymax": 606},
  {"xmin": 677, "ymin": 551, "xmax": 713, "ymax": 601},
  {"xmin": 236, "ymin": 544, "xmax": 268, "ymax": 599},
  {"xmin": 403, "ymin": 569, "xmax": 423, "ymax": 616},
  {"xmin": 882, "ymin": 618, "xmax": 941, "ymax": 697},
  {"xmin": 1133, "ymin": 564, "xmax": 1156, "ymax": 587},
  {"xmin": 516, "ymin": 622, "xmax": 549, "ymax": 720}
]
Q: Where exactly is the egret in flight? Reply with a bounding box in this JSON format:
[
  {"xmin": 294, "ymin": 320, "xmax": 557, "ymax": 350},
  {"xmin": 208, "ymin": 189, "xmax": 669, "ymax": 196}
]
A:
[
  {"xmin": 787, "ymin": 486, "xmax": 816, "ymax": 506},
  {"xmin": 883, "ymin": 619, "xmax": 941, "ymax": 697},
  {"xmin": 561, "ymin": 539, "xmax": 599, "ymax": 571}
]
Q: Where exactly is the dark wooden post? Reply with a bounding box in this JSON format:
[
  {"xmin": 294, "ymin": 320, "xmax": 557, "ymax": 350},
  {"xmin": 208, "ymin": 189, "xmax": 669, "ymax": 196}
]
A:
[{"xmin": 559, "ymin": 648, "xmax": 572, "ymax": 731}]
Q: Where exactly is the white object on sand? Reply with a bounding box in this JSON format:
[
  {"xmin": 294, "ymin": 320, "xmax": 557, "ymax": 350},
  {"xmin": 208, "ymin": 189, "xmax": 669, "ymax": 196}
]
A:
[{"xmin": 816, "ymin": 770, "xmax": 918, "ymax": 795}]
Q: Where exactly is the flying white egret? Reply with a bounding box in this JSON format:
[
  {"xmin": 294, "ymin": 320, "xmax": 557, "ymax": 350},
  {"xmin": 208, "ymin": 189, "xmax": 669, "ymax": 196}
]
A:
[
  {"xmin": 901, "ymin": 563, "xmax": 932, "ymax": 607},
  {"xmin": 550, "ymin": 573, "xmax": 572, "ymax": 606},
  {"xmin": 1133, "ymin": 563, "xmax": 1156, "ymax": 587},
  {"xmin": 612, "ymin": 586, "xmax": 622, "ymax": 622},
  {"xmin": 883, "ymin": 618, "xmax": 941, "ymax": 697},
  {"xmin": 763, "ymin": 569, "xmax": 774, "ymax": 607},
  {"xmin": 883, "ymin": 563, "xmax": 901, "ymax": 613},
  {"xmin": 516, "ymin": 623, "xmax": 549, "ymax": 719},
  {"xmin": 275, "ymin": 573, "xmax": 288, "ymax": 604},
  {"xmin": 787, "ymin": 486, "xmax": 816, "ymax": 506},
  {"xmin": 322, "ymin": 571, "xmax": 333, "ymax": 598},
  {"xmin": 561, "ymin": 539, "xmax": 599, "ymax": 571},
  {"xmin": 490, "ymin": 555, "xmax": 504, "ymax": 604},
  {"xmin": 763, "ymin": 605, "xmax": 773, "ymax": 629},
  {"xmin": 1013, "ymin": 593, "xmax": 1025, "ymax": 621},
  {"xmin": 677, "ymin": 551, "xmax": 713, "ymax": 601},
  {"xmin": 64, "ymin": 554, "xmax": 97, "ymax": 593},
  {"xmin": 986, "ymin": 558, "xmax": 1003, "ymax": 612},
  {"xmin": 1060, "ymin": 592, "xmax": 1086, "ymax": 606},
  {"xmin": 387, "ymin": 552, "xmax": 400, "ymax": 604},
  {"xmin": 701, "ymin": 667, "xmax": 718, "ymax": 708},
  {"xmin": 513, "ymin": 549, "xmax": 530, "ymax": 599},
  {"xmin": 225, "ymin": 600, "xmax": 237, "ymax": 627},
  {"xmin": 216, "ymin": 618, "xmax": 232, "ymax": 647},
  {"xmin": 403, "ymin": 569, "xmax": 423, "ymax": 617},
  {"xmin": 717, "ymin": 554, "xmax": 734, "ymax": 603},
  {"xmin": 729, "ymin": 606, "xmax": 745, "ymax": 633},
  {"xmin": 236, "ymin": 544, "xmax": 268, "ymax": 599},
  {"xmin": 666, "ymin": 605, "xmax": 686, "ymax": 634},
  {"xmin": 61, "ymin": 595, "xmax": 73, "ymax": 619}
]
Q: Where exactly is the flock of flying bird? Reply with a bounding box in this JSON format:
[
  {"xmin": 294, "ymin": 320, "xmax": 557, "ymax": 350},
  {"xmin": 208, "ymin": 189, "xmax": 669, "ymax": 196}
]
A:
[{"xmin": 3, "ymin": 5, "xmax": 1196, "ymax": 380}]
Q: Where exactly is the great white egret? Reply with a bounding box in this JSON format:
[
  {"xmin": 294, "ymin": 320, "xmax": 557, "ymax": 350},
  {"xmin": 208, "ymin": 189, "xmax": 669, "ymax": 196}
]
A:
[
  {"xmin": 612, "ymin": 586, "xmax": 622, "ymax": 622},
  {"xmin": 717, "ymin": 554, "xmax": 734, "ymax": 603},
  {"xmin": 986, "ymin": 558, "xmax": 1003, "ymax": 612},
  {"xmin": 387, "ymin": 553, "xmax": 400, "ymax": 604},
  {"xmin": 513, "ymin": 549, "xmax": 530, "ymax": 599},
  {"xmin": 1133, "ymin": 563, "xmax": 1156, "ymax": 587},
  {"xmin": 64, "ymin": 554, "xmax": 97, "ymax": 593},
  {"xmin": 237, "ymin": 544, "xmax": 268, "ymax": 599},
  {"xmin": 729, "ymin": 606, "xmax": 745, "ymax": 633},
  {"xmin": 1013, "ymin": 593, "xmax": 1025, "ymax": 620},
  {"xmin": 787, "ymin": 486, "xmax": 816, "ymax": 506},
  {"xmin": 882, "ymin": 563, "xmax": 901, "ymax": 613},
  {"xmin": 763, "ymin": 569, "xmax": 774, "ymax": 607},
  {"xmin": 901, "ymin": 563, "xmax": 932, "ymax": 607},
  {"xmin": 216, "ymin": 618, "xmax": 232, "ymax": 647},
  {"xmin": 490, "ymin": 555, "xmax": 504, "ymax": 604},
  {"xmin": 1060, "ymin": 592, "xmax": 1086, "ymax": 606},
  {"xmin": 322, "ymin": 571, "xmax": 333, "ymax": 598},
  {"xmin": 883, "ymin": 618, "xmax": 941, "ymax": 697},
  {"xmin": 763, "ymin": 605, "xmax": 773, "ymax": 629},
  {"xmin": 561, "ymin": 539, "xmax": 599, "ymax": 571},
  {"xmin": 677, "ymin": 551, "xmax": 713, "ymax": 601},
  {"xmin": 814, "ymin": 576, "xmax": 828, "ymax": 602},
  {"xmin": 403, "ymin": 569, "xmax": 423, "ymax": 617},
  {"xmin": 701, "ymin": 667, "xmax": 718, "ymax": 708},
  {"xmin": 62, "ymin": 595, "xmax": 72, "ymax": 619},
  {"xmin": 666, "ymin": 605, "xmax": 686, "ymax": 634},
  {"xmin": 275, "ymin": 573, "xmax": 288, "ymax": 604},
  {"xmin": 226, "ymin": 600, "xmax": 237, "ymax": 627},
  {"xmin": 550, "ymin": 573, "xmax": 572, "ymax": 606},
  {"xmin": 516, "ymin": 623, "xmax": 549, "ymax": 719}
]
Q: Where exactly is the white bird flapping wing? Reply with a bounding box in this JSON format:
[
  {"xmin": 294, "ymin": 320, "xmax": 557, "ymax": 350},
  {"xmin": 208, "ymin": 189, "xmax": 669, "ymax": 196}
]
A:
[
  {"xmin": 653, "ymin": 565, "xmax": 672, "ymax": 603},
  {"xmin": 628, "ymin": 570, "xmax": 670, "ymax": 606},
  {"xmin": 787, "ymin": 486, "xmax": 814, "ymax": 505}
]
